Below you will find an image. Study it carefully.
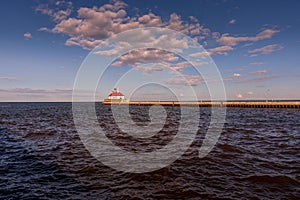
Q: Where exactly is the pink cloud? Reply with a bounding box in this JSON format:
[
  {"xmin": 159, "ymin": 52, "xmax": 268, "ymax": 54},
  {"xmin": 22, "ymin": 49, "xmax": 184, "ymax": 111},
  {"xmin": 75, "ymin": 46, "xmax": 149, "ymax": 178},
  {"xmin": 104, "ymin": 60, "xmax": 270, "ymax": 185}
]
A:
[
  {"xmin": 233, "ymin": 73, "xmax": 242, "ymax": 77},
  {"xmin": 236, "ymin": 94, "xmax": 243, "ymax": 98},
  {"xmin": 111, "ymin": 49, "xmax": 178, "ymax": 67},
  {"xmin": 216, "ymin": 29, "xmax": 279, "ymax": 46},
  {"xmin": 165, "ymin": 75, "xmax": 204, "ymax": 86},
  {"xmin": 212, "ymin": 32, "xmax": 220, "ymax": 39},
  {"xmin": 248, "ymin": 44, "xmax": 283, "ymax": 55},
  {"xmin": 0, "ymin": 88, "xmax": 72, "ymax": 94},
  {"xmin": 191, "ymin": 45, "xmax": 234, "ymax": 57},
  {"xmin": 38, "ymin": 27, "xmax": 51, "ymax": 32},
  {"xmin": 250, "ymin": 70, "xmax": 268, "ymax": 75},
  {"xmin": 170, "ymin": 61, "xmax": 192, "ymax": 72},
  {"xmin": 38, "ymin": 1, "xmax": 208, "ymax": 50},
  {"xmin": 0, "ymin": 77, "xmax": 18, "ymax": 81},
  {"xmin": 133, "ymin": 63, "xmax": 166, "ymax": 74},
  {"xmin": 208, "ymin": 45, "xmax": 234, "ymax": 55},
  {"xmin": 36, "ymin": 1, "xmax": 73, "ymax": 22},
  {"xmin": 237, "ymin": 75, "xmax": 280, "ymax": 83}
]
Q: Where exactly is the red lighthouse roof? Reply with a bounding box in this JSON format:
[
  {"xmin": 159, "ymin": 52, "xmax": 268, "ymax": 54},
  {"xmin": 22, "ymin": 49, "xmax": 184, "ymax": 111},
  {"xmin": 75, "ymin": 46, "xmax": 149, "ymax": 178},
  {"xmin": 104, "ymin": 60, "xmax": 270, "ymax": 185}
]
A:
[{"xmin": 108, "ymin": 88, "xmax": 124, "ymax": 97}]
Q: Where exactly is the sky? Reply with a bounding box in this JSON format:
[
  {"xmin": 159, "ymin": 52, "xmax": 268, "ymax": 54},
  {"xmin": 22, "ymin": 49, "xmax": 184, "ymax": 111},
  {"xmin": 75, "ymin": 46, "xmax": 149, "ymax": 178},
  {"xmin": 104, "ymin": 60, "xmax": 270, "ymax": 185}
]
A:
[{"xmin": 0, "ymin": 0, "xmax": 299, "ymax": 101}]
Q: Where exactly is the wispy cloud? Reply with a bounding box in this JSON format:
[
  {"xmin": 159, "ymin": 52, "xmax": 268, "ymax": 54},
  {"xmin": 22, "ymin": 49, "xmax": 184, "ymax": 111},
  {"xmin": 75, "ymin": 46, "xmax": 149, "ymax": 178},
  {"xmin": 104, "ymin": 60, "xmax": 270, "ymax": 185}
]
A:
[
  {"xmin": 0, "ymin": 88, "xmax": 75, "ymax": 102},
  {"xmin": 165, "ymin": 75, "xmax": 204, "ymax": 86},
  {"xmin": 248, "ymin": 44, "xmax": 283, "ymax": 55},
  {"xmin": 0, "ymin": 88, "xmax": 73, "ymax": 94},
  {"xmin": 0, "ymin": 77, "xmax": 18, "ymax": 81},
  {"xmin": 250, "ymin": 70, "xmax": 268, "ymax": 75},
  {"xmin": 217, "ymin": 29, "xmax": 279, "ymax": 46},
  {"xmin": 133, "ymin": 63, "xmax": 167, "ymax": 74},
  {"xmin": 38, "ymin": 27, "xmax": 51, "ymax": 32},
  {"xmin": 249, "ymin": 61, "xmax": 265, "ymax": 66},
  {"xmin": 36, "ymin": 1, "xmax": 73, "ymax": 22},
  {"xmin": 191, "ymin": 45, "xmax": 234, "ymax": 57},
  {"xmin": 236, "ymin": 75, "xmax": 280, "ymax": 83}
]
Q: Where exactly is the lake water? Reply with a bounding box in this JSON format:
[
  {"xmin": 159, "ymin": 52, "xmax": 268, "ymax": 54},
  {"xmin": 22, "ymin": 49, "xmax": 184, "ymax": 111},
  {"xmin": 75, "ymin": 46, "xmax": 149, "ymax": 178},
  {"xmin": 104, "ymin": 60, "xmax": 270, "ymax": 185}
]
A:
[{"xmin": 0, "ymin": 103, "xmax": 299, "ymax": 199}]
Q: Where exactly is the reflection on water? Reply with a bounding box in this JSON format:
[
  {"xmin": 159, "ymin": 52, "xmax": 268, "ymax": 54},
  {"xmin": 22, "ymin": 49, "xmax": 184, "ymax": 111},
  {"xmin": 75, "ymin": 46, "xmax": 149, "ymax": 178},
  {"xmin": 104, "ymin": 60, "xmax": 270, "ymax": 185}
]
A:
[{"xmin": 0, "ymin": 103, "xmax": 299, "ymax": 199}]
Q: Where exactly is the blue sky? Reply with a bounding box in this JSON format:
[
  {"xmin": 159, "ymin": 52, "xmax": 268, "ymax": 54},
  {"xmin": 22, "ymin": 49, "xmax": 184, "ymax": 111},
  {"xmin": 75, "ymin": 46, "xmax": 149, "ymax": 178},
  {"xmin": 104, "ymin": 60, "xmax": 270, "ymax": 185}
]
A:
[{"xmin": 0, "ymin": 0, "xmax": 299, "ymax": 101}]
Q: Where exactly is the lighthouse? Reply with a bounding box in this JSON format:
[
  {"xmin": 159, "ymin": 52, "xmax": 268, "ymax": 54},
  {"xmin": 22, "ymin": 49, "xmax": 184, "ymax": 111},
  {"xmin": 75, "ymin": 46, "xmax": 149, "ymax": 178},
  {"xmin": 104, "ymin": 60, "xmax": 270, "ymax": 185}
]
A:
[
  {"xmin": 107, "ymin": 88, "xmax": 125, "ymax": 100},
  {"xmin": 103, "ymin": 87, "xmax": 128, "ymax": 103}
]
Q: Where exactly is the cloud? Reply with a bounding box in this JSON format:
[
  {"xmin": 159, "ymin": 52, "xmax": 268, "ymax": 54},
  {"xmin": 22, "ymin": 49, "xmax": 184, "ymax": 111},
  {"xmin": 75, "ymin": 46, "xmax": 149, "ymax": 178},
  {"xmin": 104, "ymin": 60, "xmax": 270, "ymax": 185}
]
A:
[
  {"xmin": 165, "ymin": 75, "xmax": 204, "ymax": 86},
  {"xmin": 236, "ymin": 75, "xmax": 280, "ymax": 83},
  {"xmin": 0, "ymin": 88, "xmax": 73, "ymax": 94},
  {"xmin": 133, "ymin": 63, "xmax": 166, "ymax": 74},
  {"xmin": 249, "ymin": 62, "xmax": 265, "ymax": 66},
  {"xmin": 233, "ymin": 73, "xmax": 242, "ymax": 77},
  {"xmin": 229, "ymin": 19, "xmax": 236, "ymax": 24},
  {"xmin": 236, "ymin": 94, "xmax": 243, "ymax": 98},
  {"xmin": 191, "ymin": 45, "xmax": 234, "ymax": 57},
  {"xmin": 111, "ymin": 48, "xmax": 179, "ymax": 66},
  {"xmin": 93, "ymin": 30, "xmax": 189, "ymax": 56},
  {"xmin": 250, "ymin": 70, "xmax": 268, "ymax": 75},
  {"xmin": 36, "ymin": 1, "xmax": 73, "ymax": 22},
  {"xmin": 0, "ymin": 87, "xmax": 74, "ymax": 102},
  {"xmin": 248, "ymin": 44, "xmax": 283, "ymax": 55},
  {"xmin": 0, "ymin": 77, "xmax": 18, "ymax": 81},
  {"xmin": 208, "ymin": 45, "xmax": 234, "ymax": 55},
  {"xmin": 247, "ymin": 91, "xmax": 254, "ymax": 95},
  {"xmin": 38, "ymin": 27, "xmax": 51, "ymax": 32},
  {"xmin": 212, "ymin": 32, "xmax": 220, "ymax": 39},
  {"xmin": 38, "ymin": 1, "xmax": 209, "ymax": 50},
  {"xmin": 216, "ymin": 29, "xmax": 279, "ymax": 46},
  {"xmin": 170, "ymin": 61, "xmax": 192, "ymax": 72},
  {"xmin": 189, "ymin": 16, "xmax": 198, "ymax": 23},
  {"xmin": 24, "ymin": 32, "xmax": 32, "ymax": 39},
  {"xmin": 130, "ymin": 60, "xmax": 193, "ymax": 74}
]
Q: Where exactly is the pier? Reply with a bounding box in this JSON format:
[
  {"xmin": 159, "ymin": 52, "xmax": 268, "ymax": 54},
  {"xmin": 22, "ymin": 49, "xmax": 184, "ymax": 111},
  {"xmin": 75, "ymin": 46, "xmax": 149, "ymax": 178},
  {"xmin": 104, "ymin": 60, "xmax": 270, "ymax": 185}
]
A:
[{"xmin": 102, "ymin": 100, "xmax": 300, "ymax": 109}]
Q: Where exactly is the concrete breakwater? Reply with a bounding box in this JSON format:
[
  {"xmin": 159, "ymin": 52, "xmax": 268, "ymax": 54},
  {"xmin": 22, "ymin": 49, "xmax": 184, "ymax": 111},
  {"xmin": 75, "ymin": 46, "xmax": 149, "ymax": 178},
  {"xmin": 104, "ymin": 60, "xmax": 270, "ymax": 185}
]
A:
[{"xmin": 102, "ymin": 101, "xmax": 300, "ymax": 109}]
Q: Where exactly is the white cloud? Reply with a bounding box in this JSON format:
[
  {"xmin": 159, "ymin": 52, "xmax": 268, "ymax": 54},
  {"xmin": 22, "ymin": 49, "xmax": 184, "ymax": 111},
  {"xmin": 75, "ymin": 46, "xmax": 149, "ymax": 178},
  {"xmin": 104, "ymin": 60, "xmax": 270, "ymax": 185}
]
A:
[
  {"xmin": 229, "ymin": 19, "xmax": 236, "ymax": 24},
  {"xmin": 38, "ymin": 27, "xmax": 51, "ymax": 32},
  {"xmin": 24, "ymin": 32, "xmax": 32, "ymax": 39}
]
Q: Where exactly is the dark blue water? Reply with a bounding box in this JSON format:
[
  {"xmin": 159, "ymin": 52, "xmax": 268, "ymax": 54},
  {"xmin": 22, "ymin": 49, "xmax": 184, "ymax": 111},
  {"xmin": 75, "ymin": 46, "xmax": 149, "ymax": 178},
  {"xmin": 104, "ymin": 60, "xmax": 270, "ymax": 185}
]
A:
[{"xmin": 0, "ymin": 103, "xmax": 299, "ymax": 199}]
